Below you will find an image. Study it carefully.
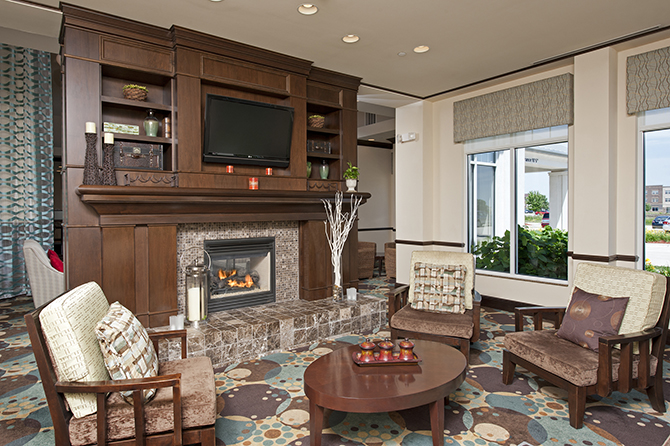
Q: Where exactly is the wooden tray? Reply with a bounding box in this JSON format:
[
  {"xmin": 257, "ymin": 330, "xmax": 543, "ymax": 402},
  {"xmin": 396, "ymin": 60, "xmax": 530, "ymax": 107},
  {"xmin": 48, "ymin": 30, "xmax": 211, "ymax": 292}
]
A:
[{"xmin": 352, "ymin": 350, "xmax": 421, "ymax": 366}]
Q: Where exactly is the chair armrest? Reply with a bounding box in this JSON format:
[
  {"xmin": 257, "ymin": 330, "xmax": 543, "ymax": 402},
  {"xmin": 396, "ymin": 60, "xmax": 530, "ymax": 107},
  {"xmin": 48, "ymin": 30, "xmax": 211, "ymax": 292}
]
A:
[
  {"xmin": 597, "ymin": 327, "xmax": 663, "ymax": 397},
  {"xmin": 55, "ymin": 373, "xmax": 181, "ymax": 394},
  {"xmin": 55, "ymin": 374, "xmax": 183, "ymax": 445},
  {"xmin": 149, "ymin": 329, "xmax": 187, "ymax": 359},
  {"xmin": 388, "ymin": 284, "xmax": 409, "ymax": 320},
  {"xmin": 514, "ymin": 306, "xmax": 566, "ymax": 332}
]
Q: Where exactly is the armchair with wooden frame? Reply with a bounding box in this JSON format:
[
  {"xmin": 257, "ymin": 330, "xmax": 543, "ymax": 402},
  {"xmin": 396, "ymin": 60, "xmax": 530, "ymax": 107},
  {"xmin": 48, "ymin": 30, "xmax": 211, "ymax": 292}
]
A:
[
  {"xmin": 387, "ymin": 251, "xmax": 481, "ymax": 363},
  {"xmin": 25, "ymin": 282, "xmax": 217, "ymax": 445},
  {"xmin": 502, "ymin": 262, "xmax": 670, "ymax": 429}
]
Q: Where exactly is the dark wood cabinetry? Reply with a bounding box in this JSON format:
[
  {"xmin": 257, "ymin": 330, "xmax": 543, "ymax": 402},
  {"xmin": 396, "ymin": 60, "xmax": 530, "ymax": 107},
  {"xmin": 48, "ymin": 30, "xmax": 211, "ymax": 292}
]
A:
[{"xmin": 60, "ymin": 4, "xmax": 363, "ymax": 324}]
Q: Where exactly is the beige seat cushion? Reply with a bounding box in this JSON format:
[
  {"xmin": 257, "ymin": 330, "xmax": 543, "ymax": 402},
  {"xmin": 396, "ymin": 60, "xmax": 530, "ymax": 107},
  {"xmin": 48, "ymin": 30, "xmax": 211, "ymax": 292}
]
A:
[
  {"xmin": 574, "ymin": 263, "xmax": 665, "ymax": 336},
  {"xmin": 391, "ymin": 304, "xmax": 475, "ymax": 339},
  {"xmin": 69, "ymin": 356, "xmax": 216, "ymax": 446},
  {"xmin": 408, "ymin": 251, "xmax": 475, "ymax": 310},
  {"xmin": 39, "ymin": 282, "xmax": 111, "ymax": 418},
  {"xmin": 504, "ymin": 329, "xmax": 657, "ymax": 387}
]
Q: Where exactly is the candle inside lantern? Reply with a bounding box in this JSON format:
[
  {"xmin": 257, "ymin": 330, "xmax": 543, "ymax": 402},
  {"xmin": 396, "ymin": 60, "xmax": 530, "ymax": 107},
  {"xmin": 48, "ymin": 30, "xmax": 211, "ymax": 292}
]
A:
[
  {"xmin": 187, "ymin": 287, "xmax": 201, "ymax": 321},
  {"xmin": 103, "ymin": 132, "xmax": 114, "ymax": 144},
  {"xmin": 85, "ymin": 122, "xmax": 96, "ymax": 133}
]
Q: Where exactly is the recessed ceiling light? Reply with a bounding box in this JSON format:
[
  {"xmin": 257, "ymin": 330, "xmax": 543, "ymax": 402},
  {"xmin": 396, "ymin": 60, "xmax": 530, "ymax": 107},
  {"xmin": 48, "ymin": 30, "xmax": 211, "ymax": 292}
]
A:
[
  {"xmin": 298, "ymin": 4, "xmax": 318, "ymax": 15},
  {"xmin": 209, "ymin": 0, "xmax": 223, "ymax": 2},
  {"xmin": 397, "ymin": 52, "xmax": 406, "ymax": 57},
  {"xmin": 413, "ymin": 45, "xmax": 430, "ymax": 53},
  {"xmin": 342, "ymin": 34, "xmax": 360, "ymax": 44}
]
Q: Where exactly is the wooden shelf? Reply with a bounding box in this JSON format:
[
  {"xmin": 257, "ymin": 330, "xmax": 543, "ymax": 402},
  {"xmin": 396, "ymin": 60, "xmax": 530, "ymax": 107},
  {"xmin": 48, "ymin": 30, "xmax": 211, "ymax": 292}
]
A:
[
  {"xmin": 307, "ymin": 126, "xmax": 339, "ymax": 135},
  {"xmin": 307, "ymin": 152, "xmax": 339, "ymax": 159},
  {"xmin": 113, "ymin": 134, "xmax": 173, "ymax": 144},
  {"xmin": 101, "ymin": 96, "xmax": 172, "ymax": 111}
]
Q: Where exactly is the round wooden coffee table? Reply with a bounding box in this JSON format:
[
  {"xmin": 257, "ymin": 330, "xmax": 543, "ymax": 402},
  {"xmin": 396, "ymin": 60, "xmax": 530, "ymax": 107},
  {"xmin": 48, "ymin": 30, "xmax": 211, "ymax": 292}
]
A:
[{"xmin": 304, "ymin": 339, "xmax": 467, "ymax": 446}]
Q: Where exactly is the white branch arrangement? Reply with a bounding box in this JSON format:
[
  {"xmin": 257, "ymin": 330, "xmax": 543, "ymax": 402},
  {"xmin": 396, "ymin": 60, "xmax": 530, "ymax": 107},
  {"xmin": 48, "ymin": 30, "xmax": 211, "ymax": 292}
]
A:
[{"xmin": 322, "ymin": 191, "xmax": 362, "ymax": 297}]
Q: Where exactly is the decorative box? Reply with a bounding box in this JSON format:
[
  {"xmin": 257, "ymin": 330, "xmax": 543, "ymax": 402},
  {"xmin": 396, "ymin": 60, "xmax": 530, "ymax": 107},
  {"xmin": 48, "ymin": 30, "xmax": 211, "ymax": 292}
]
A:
[
  {"xmin": 113, "ymin": 142, "xmax": 163, "ymax": 170},
  {"xmin": 104, "ymin": 122, "xmax": 140, "ymax": 135}
]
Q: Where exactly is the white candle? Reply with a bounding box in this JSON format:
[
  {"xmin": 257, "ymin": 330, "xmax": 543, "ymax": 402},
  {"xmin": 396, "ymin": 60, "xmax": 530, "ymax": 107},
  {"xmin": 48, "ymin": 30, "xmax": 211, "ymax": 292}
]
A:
[
  {"xmin": 85, "ymin": 122, "xmax": 96, "ymax": 133},
  {"xmin": 187, "ymin": 287, "xmax": 200, "ymax": 321},
  {"xmin": 104, "ymin": 132, "xmax": 114, "ymax": 144}
]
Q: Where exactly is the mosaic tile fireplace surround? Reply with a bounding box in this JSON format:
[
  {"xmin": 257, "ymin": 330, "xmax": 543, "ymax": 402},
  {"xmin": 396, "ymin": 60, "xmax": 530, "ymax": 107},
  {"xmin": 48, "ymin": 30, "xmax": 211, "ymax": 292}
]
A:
[{"xmin": 170, "ymin": 222, "xmax": 386, "ymax": 368}]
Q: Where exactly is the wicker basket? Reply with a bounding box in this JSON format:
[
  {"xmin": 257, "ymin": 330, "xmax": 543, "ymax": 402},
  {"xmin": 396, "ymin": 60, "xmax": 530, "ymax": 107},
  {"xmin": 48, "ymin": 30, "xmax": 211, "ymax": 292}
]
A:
[
  {"xmin": 308, "ymin": 115, "xmax": 325, "ymax": 128},
  {"xmin": 123, "ymin": 87, "xmax": 148, "ymax": 102}
]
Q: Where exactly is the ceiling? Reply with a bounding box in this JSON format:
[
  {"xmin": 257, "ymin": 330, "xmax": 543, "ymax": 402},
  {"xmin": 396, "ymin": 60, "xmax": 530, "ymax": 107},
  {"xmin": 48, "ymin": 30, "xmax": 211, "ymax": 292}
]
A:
[{"xmin": 1, "ymin": 0, "xmax": 670, "ymax": 101}]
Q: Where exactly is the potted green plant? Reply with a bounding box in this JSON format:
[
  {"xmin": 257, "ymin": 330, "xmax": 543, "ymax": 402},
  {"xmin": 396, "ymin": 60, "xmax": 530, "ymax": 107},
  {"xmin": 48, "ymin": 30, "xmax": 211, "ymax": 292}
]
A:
[{"xmin": 343, "ymin": 162, "xmax": 359, "ymax": 192}]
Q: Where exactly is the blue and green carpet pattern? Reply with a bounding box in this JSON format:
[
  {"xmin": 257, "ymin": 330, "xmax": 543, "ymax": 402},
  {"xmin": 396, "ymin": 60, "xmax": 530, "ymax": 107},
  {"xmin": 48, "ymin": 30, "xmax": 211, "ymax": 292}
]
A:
[{"xmin": 3, "ymin": 284, "xmax": 670, "ymax": 445}]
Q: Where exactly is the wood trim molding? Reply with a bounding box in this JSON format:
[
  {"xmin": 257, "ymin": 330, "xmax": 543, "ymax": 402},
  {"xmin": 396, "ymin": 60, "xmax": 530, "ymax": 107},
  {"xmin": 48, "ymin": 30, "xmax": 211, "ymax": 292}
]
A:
[
  {"xmin": 76, "ymin": 186, "xmax": 370, "ymax": 225},
  {"xmin": 395, "ymin": 239, "xmax": 466, "ymax": 248},
  {"xmin": 357, "ymin": 140, "xmax": 394, "ymax": 149},
  {"xmin": 568, "ymin": 252, "xmax": 639, "ymax": 262}
]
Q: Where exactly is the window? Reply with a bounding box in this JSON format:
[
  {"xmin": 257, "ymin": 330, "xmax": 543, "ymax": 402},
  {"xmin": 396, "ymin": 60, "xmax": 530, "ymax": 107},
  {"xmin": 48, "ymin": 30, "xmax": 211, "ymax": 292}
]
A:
[
  {"xmin": 467, "ymin": 126, "xmax": 568, "ymax": 280},
  {"xmin": 641, "ymin": 107, "xmax": 670, "ymax": 273}
]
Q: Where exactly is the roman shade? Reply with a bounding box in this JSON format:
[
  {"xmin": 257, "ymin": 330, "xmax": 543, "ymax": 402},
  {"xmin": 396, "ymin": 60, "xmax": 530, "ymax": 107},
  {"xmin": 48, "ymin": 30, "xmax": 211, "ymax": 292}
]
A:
[
  {"xmin": 453, "ymin": 73, "xmax": 574, "ymax": 142},
  {"xmin": 627, "ymin": 45, "xmax": 670, "ymax": 114}
]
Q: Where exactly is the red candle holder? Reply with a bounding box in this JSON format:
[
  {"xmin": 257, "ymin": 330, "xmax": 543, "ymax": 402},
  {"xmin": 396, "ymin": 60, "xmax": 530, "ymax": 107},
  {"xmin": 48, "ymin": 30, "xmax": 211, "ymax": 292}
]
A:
[
  {"xmin": 248, "ymin": 177, "xmax": 258, "ymax": 190},
  {"xmin": 226, "ymin": 165, "xmax": 234, "ymax": 173},
  {"xmin": 266, "ymin": 167, "xmax": 273, "ymax": 175}
]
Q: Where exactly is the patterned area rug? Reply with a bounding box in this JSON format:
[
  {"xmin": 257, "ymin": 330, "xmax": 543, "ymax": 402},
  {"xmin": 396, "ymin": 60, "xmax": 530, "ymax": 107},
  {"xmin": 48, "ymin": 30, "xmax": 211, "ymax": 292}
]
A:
[{"xmin": 3, "ymin": 279, "xmax": 670, "ymax": 446}]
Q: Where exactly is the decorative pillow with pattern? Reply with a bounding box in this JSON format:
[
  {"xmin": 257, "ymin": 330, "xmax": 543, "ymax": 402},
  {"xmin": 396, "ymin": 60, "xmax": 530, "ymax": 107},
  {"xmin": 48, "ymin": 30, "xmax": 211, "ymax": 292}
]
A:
[
  {"xmin": 95, "ymin": 302, "xmax": 159, "ymax": 403},
  {"xmin": 410, "ymin": 263, "xmax": 466, "ymax": 314},
  {"xmin": 556, "ymin": 287, "xmax": 630, "ymax": 352},
  {"xmin": 39, "ymin": 281, "xmax": 111, "ymax": 418}
]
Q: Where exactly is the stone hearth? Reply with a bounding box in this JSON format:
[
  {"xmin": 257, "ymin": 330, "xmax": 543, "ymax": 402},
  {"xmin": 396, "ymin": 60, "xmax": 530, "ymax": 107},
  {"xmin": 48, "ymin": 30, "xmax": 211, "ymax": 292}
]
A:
[{"xmin": 156, "ymin": 295, "xmax": 386, "ymax": 369}]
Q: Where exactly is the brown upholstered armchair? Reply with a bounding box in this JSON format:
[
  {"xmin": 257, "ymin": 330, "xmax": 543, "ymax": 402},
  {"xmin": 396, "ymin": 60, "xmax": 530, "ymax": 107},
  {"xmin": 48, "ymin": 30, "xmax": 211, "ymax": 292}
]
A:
[
  {"xmin": 358, "ymin": 241, "xmax": 376, "ymax": 279},
  {"xmin": 388, "ymin": 251, "xmax": 481, "ymax": 363},
  {"xmin": 502, "ymin": 263, "xmax": 670, "ymax": 429},
  {"xmin": 25, "ymin": 282, "xmax": 217, "ymax": 445}
]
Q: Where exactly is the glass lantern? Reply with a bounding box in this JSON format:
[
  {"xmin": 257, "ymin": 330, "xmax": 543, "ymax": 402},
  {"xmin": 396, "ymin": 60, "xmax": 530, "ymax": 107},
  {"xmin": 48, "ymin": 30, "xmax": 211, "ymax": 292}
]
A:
[{"xmin": 184, "ymin": 250, "xmax": 211, "ymax": 328}]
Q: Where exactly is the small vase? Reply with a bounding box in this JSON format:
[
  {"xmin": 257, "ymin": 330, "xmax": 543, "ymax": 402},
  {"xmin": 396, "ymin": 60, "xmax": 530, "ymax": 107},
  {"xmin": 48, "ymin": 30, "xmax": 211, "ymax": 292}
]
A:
[
  {"xmin": 319, "ymin": 160, "xmax": 329, "ymax": 180},
  {"xmin": 332, "ymin": 260, "xmax": 343, "ymax": 301},
  {"xmin": 306, "ymin": 161, "xmax": 312, "ymax": 178},
  {"xmin": 346, "ymin": 179, "xmax": 357, "ymax": 192},
  {"xmin": 144, "ymin": 109, "xmax": 159, "ymax": 137}
]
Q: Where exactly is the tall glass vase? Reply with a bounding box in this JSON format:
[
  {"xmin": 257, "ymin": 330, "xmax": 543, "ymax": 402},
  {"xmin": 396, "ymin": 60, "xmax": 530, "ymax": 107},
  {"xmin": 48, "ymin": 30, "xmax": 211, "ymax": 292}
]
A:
[{"xmin": 332, "ymin": 259, "xmax": 343, "ymax": 302}]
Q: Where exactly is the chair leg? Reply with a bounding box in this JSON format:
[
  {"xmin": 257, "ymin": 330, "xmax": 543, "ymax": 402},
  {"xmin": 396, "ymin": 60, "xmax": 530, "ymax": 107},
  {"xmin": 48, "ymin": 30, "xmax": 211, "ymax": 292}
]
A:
[
  {"xmin": 390, "ymin": 327, "xmax": 399, "ymax": 340},
  {"xmin": 647, "ymin": 380, "xmax": 667, "ymax": 413},
  {"xmin": 568, "ymin": 386, "xmax": 586, "ymax": 429},
  {"xmin": 459, "ymin": 339, "xmax": 470, "ymax": 364},
  {"xmin": 502, "ymin": 350, "xmax": 515, "ymax": 385}
]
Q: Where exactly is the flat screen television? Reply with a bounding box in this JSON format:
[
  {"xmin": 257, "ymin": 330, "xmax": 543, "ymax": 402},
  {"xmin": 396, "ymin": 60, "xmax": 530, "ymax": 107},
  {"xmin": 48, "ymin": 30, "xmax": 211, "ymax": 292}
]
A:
[{"xmin": 202, "ymin": 94, "xmax": 294, "ymax": 168}]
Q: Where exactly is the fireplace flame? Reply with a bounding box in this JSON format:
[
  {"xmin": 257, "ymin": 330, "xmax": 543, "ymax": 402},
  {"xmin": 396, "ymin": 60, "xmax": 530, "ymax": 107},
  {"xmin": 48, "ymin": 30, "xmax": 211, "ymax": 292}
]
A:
[
  {"xmin": 218, "ymin": 269, "xmax": 237, "ymax": 280},
  {"xmin": 228, "ymin": 274, "xmax": 254, "ymax": 288}
]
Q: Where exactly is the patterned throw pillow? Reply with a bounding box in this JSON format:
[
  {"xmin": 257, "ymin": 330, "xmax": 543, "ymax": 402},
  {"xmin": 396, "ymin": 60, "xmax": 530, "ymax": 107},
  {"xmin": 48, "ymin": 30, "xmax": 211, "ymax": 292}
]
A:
[
  {"xmin": 95, "ymin": 302, "xmax": 159, "ymax": 403},
  {"xmin": 39, "ymin": 281, "xmax": 111, "ymax": 418},
  {"xmin": 410, "ymin": 263, "xmax": 466, "ymax": 314},
  {"xmin": 556, "ymin": 287, "xmax": 630, "ymax": 352}
]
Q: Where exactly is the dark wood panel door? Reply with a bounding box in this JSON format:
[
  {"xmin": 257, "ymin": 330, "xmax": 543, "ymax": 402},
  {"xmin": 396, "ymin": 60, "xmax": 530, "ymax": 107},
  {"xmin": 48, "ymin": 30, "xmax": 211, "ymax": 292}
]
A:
[
  {"xmin": 299, "ymin": 220, "xmax": 331, "ymax": 301},
  {"xmin": 147, "ymin": 225, "xmax": 177, "ymax": 327},
  {"xmin": 102, "ymin": 226, "xmax": 136, "ymax": 311},
  {"xmin": 65, "ymin": 226, "xmax": 102, "ymax": 290}
]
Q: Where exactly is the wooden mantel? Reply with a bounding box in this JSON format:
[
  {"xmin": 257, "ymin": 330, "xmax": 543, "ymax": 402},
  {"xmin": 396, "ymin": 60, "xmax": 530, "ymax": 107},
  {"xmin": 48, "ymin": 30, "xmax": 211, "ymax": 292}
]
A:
[{"xmin": 76, "ymin": 186, "xmax": 370, "ymax": 225}]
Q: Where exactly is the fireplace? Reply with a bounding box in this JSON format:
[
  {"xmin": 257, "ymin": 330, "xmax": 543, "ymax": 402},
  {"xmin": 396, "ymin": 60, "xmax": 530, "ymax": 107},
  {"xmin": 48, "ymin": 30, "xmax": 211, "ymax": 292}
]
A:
[{"xmin": 204, "ymin": 237, "xmax": 275, "ymax": 312}]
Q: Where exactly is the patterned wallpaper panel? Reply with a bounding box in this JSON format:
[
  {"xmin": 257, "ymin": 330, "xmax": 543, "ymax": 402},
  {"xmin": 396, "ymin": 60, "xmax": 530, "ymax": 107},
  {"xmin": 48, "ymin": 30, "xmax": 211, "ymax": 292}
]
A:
[
  {"xmin": 627, "ymin": 45, "xmax": 670, "ymax": 114},
  {"xmin": 0, "ymin": 44, "xmax": 54, "ymax": 299},
  {"xmin": 453, "ymin": 73, "xmax": 574, "ymax": 143}
]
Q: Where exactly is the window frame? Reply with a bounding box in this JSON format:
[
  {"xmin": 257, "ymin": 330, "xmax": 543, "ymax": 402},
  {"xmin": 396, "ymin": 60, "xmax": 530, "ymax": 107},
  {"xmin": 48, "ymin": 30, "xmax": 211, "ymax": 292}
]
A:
[
  {"xmin": 465, "ymin": 126, "xmax": 569, "ymax": 283},
  {"xmin": 637, "ymin": 107, "xmax": 670, "ymax": 270}
]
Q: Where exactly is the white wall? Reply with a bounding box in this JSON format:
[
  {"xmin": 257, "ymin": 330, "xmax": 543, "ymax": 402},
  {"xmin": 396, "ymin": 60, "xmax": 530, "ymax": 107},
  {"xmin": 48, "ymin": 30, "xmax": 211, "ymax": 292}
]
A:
[
  {"xmin": 357, "ymin": 144, "xmax": 395, "ymax": 252},
  {"xmin": 395, "ymin": 33, "xmax": 670, "ymax": 306}
]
